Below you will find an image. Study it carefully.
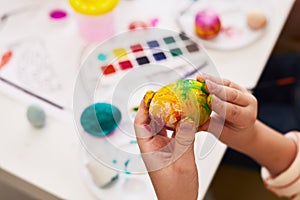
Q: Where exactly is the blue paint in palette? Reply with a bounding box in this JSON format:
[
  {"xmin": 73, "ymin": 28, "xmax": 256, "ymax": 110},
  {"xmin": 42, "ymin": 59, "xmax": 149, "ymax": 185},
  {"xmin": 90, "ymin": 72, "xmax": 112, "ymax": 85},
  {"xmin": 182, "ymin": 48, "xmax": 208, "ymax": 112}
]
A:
[
  {"xmin": 147, "ymin": 40, "xmax": 160, "ymax": 48},
  {"xmin": 153, "ymin": 52, "xmax": 167, "ymax": 61}
]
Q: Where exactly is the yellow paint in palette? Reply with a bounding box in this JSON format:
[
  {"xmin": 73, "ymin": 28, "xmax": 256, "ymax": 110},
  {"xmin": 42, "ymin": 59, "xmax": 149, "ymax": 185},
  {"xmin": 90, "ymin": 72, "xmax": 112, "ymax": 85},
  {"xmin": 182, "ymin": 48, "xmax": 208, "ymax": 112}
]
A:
[
  {"xmin": 112, "ymin": 48, "xmax": 127, "ymax": 59},
  {"xmin": 144, "ymin": 79, "xmax": 212, "ymax": 130}
]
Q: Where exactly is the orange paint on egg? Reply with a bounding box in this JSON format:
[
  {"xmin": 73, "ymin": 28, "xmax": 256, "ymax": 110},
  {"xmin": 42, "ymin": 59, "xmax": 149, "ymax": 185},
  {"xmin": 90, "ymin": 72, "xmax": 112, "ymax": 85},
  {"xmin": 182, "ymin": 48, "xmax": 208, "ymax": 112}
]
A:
[
  {"xmin": 143, "ymin": 90, "xmax": 155, "ymax": 113},
  {"xmin": 146, "ymin": 79, "xmax": 212, "ymax": 130}
]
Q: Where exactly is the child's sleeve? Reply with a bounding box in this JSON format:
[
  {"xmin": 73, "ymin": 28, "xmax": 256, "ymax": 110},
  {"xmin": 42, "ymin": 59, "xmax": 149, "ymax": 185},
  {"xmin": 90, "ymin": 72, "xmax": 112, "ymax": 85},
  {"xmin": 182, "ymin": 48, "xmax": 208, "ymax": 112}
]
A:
[{"xmin": 261, "ymin": 131, "xmax": 300, "ymax": 200}]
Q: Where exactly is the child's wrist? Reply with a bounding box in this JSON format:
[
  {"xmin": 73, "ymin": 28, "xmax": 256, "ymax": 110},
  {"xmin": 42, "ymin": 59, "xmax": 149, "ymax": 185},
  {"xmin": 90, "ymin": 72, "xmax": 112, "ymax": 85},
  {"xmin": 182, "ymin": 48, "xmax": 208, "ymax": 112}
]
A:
[
  {"xmin": 235, "ymin": 121, "xmax": 298, "ymax": 176},
  {"xmin": 227, "ymin": 120, "xmax": 260, "ymax": 154}
]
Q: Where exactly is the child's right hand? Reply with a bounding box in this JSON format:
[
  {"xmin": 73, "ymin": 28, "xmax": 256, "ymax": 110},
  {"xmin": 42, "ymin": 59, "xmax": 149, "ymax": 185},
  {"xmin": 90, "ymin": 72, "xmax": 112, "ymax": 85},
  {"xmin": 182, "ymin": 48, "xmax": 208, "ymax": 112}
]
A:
[
  {"xmin": 198, "ymin": 74, "xmax": 298, "ymax": 178},
  {"xmin": 197, "ymin": 74, "xmax": 259, "ymax": 151}
]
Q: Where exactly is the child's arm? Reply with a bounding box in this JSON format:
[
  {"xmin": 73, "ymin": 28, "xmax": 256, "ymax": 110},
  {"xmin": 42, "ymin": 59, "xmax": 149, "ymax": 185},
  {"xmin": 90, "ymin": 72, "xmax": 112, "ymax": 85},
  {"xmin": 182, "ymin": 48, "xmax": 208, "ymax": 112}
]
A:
[
  {"xmin": 198, "ymin": 74, "xmax": 297, "ymax": 177},
  {"xmin": 238, "ymin": 120, "xmax": 297, "ymax": 177}
]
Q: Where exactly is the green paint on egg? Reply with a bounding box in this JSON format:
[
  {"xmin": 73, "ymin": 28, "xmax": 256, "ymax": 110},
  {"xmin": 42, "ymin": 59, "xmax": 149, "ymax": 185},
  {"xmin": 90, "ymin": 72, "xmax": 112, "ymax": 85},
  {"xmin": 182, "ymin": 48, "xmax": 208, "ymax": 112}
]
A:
[
  {"xmin": 147, "ymin": 79, "xmax": 212, "ymax": 130},
  {"xmin": 80, "ymin": 103, "xmax": 121, "ymax": 137},
  {"xmin": 202, "ymin": 102, "xmax": 211, "ymax": 114}
]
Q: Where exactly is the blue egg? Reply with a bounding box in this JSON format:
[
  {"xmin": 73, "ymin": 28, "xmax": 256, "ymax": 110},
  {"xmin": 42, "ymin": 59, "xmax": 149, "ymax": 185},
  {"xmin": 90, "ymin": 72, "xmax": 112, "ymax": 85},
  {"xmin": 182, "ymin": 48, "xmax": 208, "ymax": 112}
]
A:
[
  {"xmin": 80, "ymin": 103, "xmax": 122, "ymax": 137},
  {"xmin": 26, "ymin": 105, "xmax": 46, "ymax": 128}
]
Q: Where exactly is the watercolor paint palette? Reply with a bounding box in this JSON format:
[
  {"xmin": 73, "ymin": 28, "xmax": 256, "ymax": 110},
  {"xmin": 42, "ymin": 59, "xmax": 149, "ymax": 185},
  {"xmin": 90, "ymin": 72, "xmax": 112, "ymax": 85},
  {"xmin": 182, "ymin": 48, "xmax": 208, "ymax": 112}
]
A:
[{"xmin": 83, "ymin": 29, "xmax": 210, "ymax": 88}]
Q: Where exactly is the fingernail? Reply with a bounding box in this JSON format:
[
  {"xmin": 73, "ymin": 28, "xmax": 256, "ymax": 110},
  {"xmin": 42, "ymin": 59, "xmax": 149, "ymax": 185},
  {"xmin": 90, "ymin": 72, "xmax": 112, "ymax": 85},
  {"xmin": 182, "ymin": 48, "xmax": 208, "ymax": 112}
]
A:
[
  {"xmin": 207, "ymin": 95, "xmax": 213, "ymax": 106},
  {"xmin": 144, "ymin": 124, "xmax": 151, "ymax": 132},
  {"xmin": 198, "ymin": 77, "xmax": 205, "ymax": 83},
  {"xmin": 178, "ymin": 118, "xmax": 197, "ymax": 130},
  {"xmin": 197, "ymin": 73, "xmax": 206, "ymax": 79},
  {"xmin": 210, "ymin": 95, "xmax": 223, "ymax": 109},
  {"xmin": 206, "ymin": 79, "xmax": 216, "ymax": 92},
  {"xmin": 181, "ymin": 117, "xmax": 194, "ymax": 125},
  {"xmin": 201, "ymin": 73, "xmax": 212, "ymax": 79}
]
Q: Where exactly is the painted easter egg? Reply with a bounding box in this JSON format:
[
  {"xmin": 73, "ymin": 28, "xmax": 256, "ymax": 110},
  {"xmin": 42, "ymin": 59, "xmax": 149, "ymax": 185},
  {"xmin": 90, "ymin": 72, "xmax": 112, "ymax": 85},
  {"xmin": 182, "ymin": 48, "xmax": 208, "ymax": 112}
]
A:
[
  {"xmin": 80, "ymin": 103, "xmax": 122, "ymax": 137},
  {"xmin": 26, "ymin": 105, "xmax": 46, "ymax": 128},
  {"xmin": 247, "ymin": 12, "xmax": 267, "ymax": 30},
  {"xmin": 195, "ymin": 10, "xmax": 222, "ymax": 39},
  {"xmin": 144, "ymin": 79, "xmax": 212, "ymax": 130}
]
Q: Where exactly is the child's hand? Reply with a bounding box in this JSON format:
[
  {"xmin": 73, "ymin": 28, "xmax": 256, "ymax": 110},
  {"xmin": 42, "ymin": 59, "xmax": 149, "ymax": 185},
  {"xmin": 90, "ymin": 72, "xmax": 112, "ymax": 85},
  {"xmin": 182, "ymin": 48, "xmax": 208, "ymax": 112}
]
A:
[
  {"xmin": 134, "ymin": 100, "xmax": 199, "ymax": 200},
  {"xmin": 198, "ymin": 75, "xmax": 298, "ymax": 178},
  {"xmin": 197, "ymin": 75, "xmax": 258, "ymax": 151}
]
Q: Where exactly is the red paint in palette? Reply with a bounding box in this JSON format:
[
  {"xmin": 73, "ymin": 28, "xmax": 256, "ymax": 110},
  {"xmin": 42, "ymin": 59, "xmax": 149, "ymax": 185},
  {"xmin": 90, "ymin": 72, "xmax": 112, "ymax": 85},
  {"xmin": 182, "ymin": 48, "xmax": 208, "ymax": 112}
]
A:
[
  {"xmin": 130, "ymin": 44, "xmax": 143, "ymax": 53},
  {"xmin": 119, "ymin": 60, "xmax": 133, "ymax": 70},
  {"xmin": 0, "ymin": 51, "xmax": 13, "ymax": 69},
  {"xmin": 101, "ymin": 65, "xmax": 116, "ymax": 75}
]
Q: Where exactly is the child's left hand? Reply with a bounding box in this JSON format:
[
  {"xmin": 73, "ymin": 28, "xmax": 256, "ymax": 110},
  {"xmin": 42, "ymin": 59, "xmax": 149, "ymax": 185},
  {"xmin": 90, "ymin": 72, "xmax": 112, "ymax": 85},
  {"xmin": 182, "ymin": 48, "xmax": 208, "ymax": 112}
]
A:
[{"xmin": 134, "ymin": 100, "xmax": 199, "ymax": 200}]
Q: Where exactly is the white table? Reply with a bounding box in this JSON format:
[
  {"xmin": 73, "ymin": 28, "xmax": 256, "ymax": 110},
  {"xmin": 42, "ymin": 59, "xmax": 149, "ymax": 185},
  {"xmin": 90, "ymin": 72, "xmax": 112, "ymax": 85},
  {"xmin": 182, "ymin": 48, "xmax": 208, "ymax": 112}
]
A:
[{"xmin": 0, "ymin": 0, "xmax": 295, "ymax": 199}]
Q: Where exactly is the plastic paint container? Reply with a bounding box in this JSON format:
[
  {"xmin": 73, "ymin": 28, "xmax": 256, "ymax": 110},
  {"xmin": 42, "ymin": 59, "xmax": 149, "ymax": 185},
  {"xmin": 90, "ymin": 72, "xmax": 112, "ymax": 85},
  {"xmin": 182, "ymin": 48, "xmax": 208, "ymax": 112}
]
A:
[{"xmin": 69, "ymin": 0, "xmax": 119, "ymax": 43}]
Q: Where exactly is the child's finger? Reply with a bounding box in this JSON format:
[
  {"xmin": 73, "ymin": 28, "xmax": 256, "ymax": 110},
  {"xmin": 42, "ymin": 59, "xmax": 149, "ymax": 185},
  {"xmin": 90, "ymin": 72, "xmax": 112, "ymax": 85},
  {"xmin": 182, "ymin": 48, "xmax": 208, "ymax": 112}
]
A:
[
  {"xmin": 134, "ymin": 100, "xmax": 150, "ymax": 126},
  {"xmin": 134, "ymin": 100, "xmax": 153, "ymax": 141},
  {"xmin": 197, "ymin": 73, "xmax": 225, "ymax": 86},
  {"xmin": 197, "ymin": 74, "xmax": 247, "ymax": 93},
  {"xmin": 211, "ymin": 94, "xmax": 248, "ymax": 126},
  {"xmin": 148, "ymin": 119, "xmax": 167, "ymax": 137},
  {"xmin": 198, "ymin": 118, "xmax": 210, "ymax": 132},
  {"xmin": 198, "ymin": 113, "xmax": 230, "ymax": 140},
  {"xmin": 175, "ymin": 120, "xmax": 197, "ymax": 147},
  {"xmin": 170, "ymin": 120, "xmax": 197, "ymax": 163},
  {"xmin": 206, "ymin": 79, "xmax": 250, "ymax": 106}
]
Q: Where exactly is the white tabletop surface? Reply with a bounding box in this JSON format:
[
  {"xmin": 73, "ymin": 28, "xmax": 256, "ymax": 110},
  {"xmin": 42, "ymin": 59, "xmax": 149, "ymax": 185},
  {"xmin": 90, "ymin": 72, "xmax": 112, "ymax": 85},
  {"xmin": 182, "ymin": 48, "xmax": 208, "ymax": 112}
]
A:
[{"xmin": 0, "ymin": 0, "xmax": 295, "ymax": 199}]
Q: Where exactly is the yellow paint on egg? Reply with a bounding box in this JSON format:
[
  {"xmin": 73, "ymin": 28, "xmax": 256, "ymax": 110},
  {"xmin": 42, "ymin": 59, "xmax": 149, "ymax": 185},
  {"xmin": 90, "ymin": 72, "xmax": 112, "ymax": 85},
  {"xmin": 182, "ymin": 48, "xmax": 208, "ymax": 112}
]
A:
[{"xmin": 144, "ymin": 79, "xmax": 212, "ymax": 130}]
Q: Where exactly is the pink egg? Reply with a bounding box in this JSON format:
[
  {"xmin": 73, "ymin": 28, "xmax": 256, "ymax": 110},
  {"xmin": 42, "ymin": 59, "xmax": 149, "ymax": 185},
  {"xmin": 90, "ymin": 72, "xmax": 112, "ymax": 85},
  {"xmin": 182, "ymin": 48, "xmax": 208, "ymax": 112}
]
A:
[{"xmin": 195, "ymin": 10, "xmax": 221, "ymax": 39}]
